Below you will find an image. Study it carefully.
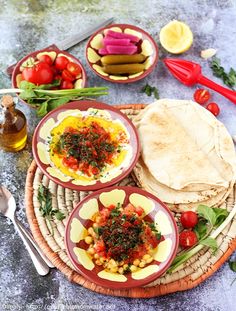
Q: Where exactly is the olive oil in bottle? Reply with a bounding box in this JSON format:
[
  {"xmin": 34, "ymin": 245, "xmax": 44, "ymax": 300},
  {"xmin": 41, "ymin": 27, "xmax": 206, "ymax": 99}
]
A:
[{"xmin": 0, "ymin": 95, "xmax": 27, "ymax": 152}]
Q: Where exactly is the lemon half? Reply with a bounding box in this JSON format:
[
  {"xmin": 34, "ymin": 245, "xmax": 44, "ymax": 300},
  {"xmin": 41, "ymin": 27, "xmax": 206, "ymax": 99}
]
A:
[{"xmin": 159, "ymin": 20, "xmax": 193, "ymax": 54}]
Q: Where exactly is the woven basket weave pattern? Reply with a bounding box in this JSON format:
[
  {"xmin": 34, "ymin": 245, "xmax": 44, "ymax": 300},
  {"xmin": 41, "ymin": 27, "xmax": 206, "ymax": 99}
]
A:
[{"xmin": 25, "ymin": 104, "xmax": 236, "ymax": 298}]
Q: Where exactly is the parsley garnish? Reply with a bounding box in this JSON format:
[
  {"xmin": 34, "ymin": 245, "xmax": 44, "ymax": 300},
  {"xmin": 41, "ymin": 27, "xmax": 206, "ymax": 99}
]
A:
[
  {"xmin": 210, "ymin": 57, "xmax": 236, "ymax": 89},
  {"xmin": 94, "ymin": 227, "xmax": 103, "ymax": 236},
  {"xmin": 149, "ymin": 222, "xmax": 162, "ymax": 239},
  {"xmin": 110, "ymin": 205, "xmax": 121, "ymax": 218},
  {"xmin": 141, "ymin": 84, "xmax": 160, "ymax": 99}
]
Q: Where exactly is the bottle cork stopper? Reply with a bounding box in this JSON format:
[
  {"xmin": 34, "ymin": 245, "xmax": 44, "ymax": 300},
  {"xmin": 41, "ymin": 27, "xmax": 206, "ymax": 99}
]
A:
[{"xmin": 1, "ymin": 95, "xmax": 14, "ymax": 108}]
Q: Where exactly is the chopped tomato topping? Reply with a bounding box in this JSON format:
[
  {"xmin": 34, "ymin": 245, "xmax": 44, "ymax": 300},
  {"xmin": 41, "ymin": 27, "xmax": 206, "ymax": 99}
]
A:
[
  {"xmin": 90, "ymin": 203, "xmax": 162, "ymax": 264},
  {"xmin": 53, "ymin": 121, "xmax": 122, "ymax": 178}
]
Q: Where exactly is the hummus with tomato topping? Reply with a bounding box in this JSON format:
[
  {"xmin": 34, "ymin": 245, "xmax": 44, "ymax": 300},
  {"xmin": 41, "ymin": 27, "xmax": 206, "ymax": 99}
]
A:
[
  {"xmin": 47, "ymin": 109, "xmax": 133, "ymax": 185},
  {"xmin": 85, "ymin": 202, "xmax": 162, "ymax": 274}
]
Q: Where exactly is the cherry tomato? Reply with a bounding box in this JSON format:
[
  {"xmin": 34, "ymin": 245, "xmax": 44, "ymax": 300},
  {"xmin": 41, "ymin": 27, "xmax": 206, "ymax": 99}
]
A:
[
  {"xmin": 21, "ymin": 62, "xmax": 54, "ymax": 85},
  {"xmin": 180, "ymin": 211, "xmax": 198, "ymax": 228},
  {"xmin": 60, "ymin": 80, "xmax": 74, "ymax": 89},
  {"xmin": 55, "ymin": 56, "xmax": 69, "ymax": 70},
  {"xmin": 179, "ymin": 230, "xmax": 198, "ymax": 248},
  {"xmin": 50, "ymin": 66, "xmax": 59, "ymax": 76},
  {"xmin": 62, "ymin": 69, "xmax": 75, "ymax": 82},
  {"xmin": 37, "ymin": 54, "xmax": 53, "ymax": 66},
  {"xmin": 67, "ymin": 62, "xmax": 82, "ymax": 77},
  {"xmin": 194, "ymin": 89, "xmax": 211, "ymax": 105},
  {"xmin": 206, "ymin": 102, "xmax": 220, "ymax": 116}
]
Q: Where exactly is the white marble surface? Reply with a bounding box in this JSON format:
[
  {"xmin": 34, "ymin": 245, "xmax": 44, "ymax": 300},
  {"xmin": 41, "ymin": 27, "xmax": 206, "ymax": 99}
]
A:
[{"xmin": 0, "ymin": 0, "xmax": 236, "ymax": 310}]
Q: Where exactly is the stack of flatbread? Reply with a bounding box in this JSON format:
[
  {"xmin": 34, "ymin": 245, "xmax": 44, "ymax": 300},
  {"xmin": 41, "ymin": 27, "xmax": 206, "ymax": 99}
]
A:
[{"xmin": 133, "ymin": 99, "xmax": 236, "ymax": 212}]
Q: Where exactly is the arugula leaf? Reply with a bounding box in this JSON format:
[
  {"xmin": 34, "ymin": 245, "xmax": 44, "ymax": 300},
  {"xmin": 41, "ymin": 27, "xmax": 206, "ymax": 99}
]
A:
[
  {"xmin": 197, "ymin": 205, "xmax": 216, "ymax": 227},
  {"xmin": 47, "ymin": 96, "xmax": 71, "ymax": 112},
  {"xmin": 194, "ymin": 219, "xmax": 208, "ymax": 240},
  {"xmin": 19, "ymin": 89, "xmax": 36, "ymax": 99},
  {"xmin": 37, "ymin": 101, "xmax": 49, "ymax": 117},
  {"xmin": 20, "ymin": 80, "xmax": 61, "ymax": 90},
  {"xmin": 141, "ymin": 84, "xmax": 160, "ymax": 99},
  {"xmin": 19, "ymin": 80, "xmax": 36, "ymax": 90},
  {"xmin": 169, "ymin": 204, "xmax": 233, "ymax": 274},
  {"xmin": 229, "ymin": 261, "xmax": 236, "ymax": 272},
  {"xmin": 210, "ymin": 57, "xmax": 236, "ymax": 89},
  {"xmin": 199, "ymin": 237, "xmax": 218, "ymax": 253},
  {"xmin": 212, "ymin": 208, "xmax": 229, "ymax": 226},
  {"xmin": 36, "ymin": 79, "xmax": 61, "ymax": 90},
  {"xmin": 9, "ymin": 81, "xmax": 108, "ymax": 117}
]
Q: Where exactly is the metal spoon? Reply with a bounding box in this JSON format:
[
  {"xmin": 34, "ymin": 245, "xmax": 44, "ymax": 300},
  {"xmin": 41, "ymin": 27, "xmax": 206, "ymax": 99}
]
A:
[{"xmin": 0, "ymin": 186, "xmax": 54, "ymax": 275}]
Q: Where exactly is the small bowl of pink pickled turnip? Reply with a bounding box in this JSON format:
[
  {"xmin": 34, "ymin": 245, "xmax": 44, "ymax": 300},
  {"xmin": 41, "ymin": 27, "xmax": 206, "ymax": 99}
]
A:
[{"xmin": 86, "ymin": 24, "xmax": 158, "ymax": 83}]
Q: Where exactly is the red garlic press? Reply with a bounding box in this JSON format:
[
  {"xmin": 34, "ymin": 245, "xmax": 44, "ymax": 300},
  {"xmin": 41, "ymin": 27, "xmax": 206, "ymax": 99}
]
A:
[{"xmin": 163, "ymin": 58, "xmax": 236, "ymax": 104}]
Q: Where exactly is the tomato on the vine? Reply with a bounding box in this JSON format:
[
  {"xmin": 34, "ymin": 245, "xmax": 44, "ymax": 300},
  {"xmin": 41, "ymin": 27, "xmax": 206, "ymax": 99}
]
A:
[
  {"xmin": 21, "ymin": 62, "xmax": 54, "ymax": 85},
  {"xmin": 206, "ymin": 102, "xmax": 220, "ymax": 116},
  {"xmin": 194, "ymin": 89, "xmax": 211, "ymax": 105},
  {"xmin": 179, "ymin": 230, "xmax": 198, "ymax": 248},
  {"xmin": 54, "ymin": 74, "xmax": 62, "ymax": 81},
  {"xmin": 62, "ymin": 69, "xmax": 75, "ymax": 82},
  {"xmin": 55, "ymin": 56, "xmax": 69, "ymax": 70},
  {"xmin": 37, "ymin": 54, "xmax": 53, "ymax": 66},
  {"xmin": 180, "ymin": 211, "xmax": 198, "ymax": 228},
  {"xmin": 67, "ymin": 62, "xmax": 82, "ymax": 77},
  {"xmin": 60, "ymin": 80, "xmax": 74, "ymax": 89}
]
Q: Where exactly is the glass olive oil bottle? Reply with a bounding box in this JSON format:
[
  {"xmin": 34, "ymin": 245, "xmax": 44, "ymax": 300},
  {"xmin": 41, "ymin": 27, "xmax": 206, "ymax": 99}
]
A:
[{"xmin": 0, "ymin": 95, "xmax": 27, "ymax": 152}]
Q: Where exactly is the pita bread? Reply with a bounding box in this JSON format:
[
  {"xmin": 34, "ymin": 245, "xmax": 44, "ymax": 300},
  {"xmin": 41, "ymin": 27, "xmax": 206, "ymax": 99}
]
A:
[
  {"xmin": 134, "ymin": 100, "xmax": 235, "ymax": 192},
  {"xmin": 167, "ymin": 180, "xmax": 234, "ymax": 212},
  {"xmin": 133, "ymin": 158, "xmax": 226, "ymax": 204},
  {"xmin": 133, "ymin": 99, "xmax": 236, "ymax": 212}
]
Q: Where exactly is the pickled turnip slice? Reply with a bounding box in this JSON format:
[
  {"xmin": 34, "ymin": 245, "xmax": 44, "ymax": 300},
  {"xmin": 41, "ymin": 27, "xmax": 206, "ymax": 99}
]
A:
[
  {"xmin": 103, "ymin": 38, "xmax": 131, "ymax": 46},
  {"xmin": 98, "ymin": 48, "xmax": 110, "ymax": 55},
  {"xmin": 106, "ymin": 45, "xmax": 138, "ymax": 55},
  {"xmin": 106, "ymin": 30, "xmax": 140, "ymax": 43}
]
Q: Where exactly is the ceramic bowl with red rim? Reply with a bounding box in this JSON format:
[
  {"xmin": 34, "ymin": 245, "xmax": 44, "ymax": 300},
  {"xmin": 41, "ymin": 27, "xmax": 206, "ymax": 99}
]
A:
[
  {"xmin": 32, "ymin": 100, "xmax": 140, "ymax": 191},
  {"xmin": 12, "ymin": 45, "xmax": 87, "ymax": 108},
  {"xmin": 86, "ymin": 24, "xmax": 158, "ymax": 83},
  {"xmin": 65, "ymin": 186, "xmax": 178, "ymax": 289}
]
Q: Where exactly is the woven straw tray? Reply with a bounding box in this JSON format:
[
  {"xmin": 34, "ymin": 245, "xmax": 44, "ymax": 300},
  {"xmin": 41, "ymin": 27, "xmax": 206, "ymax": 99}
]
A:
[{"xmin": 25, "ymin": 104, "xmax": 236, "ymax": 298}]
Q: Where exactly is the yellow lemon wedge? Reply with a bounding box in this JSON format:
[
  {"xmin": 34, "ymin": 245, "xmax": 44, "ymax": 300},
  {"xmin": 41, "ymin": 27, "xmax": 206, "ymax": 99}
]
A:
[{"xmin": 159, "ymin": 20, "xmax": 193, "ymax": 54}]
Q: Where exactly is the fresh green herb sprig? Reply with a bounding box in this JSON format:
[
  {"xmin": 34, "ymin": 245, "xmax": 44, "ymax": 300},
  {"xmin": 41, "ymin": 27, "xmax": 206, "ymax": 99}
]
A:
[
  {"xmin": 141, "ymin": 84, "xmax": 160, "ymax": 99},
  {"xmin": 0, "ymin": 81, "xmax": 109, "ymax": 117},
  {"xmin": 168, "ymin": 205, "xmax": 229, "ymax": 273},
  {"xmin": 229, "ymin": 261, "xmax": 236, "ymax": 272},
  {"xmin": 38, "ymin": 184, "xmax": 66, "ymax": 234},
  {"xmin": 210, "ymin": 57, "xmax": 236, "ymax": 89},
  {"xmin": 229, "ymin": 260, "xmax": 236, "ymax": 286}
]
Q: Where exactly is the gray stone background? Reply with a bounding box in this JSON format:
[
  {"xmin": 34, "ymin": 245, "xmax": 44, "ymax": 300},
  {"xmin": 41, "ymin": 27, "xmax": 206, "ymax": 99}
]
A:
[{"xmin": 0, "ymin": 0, "xmax": 236, "ymax": 310}]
